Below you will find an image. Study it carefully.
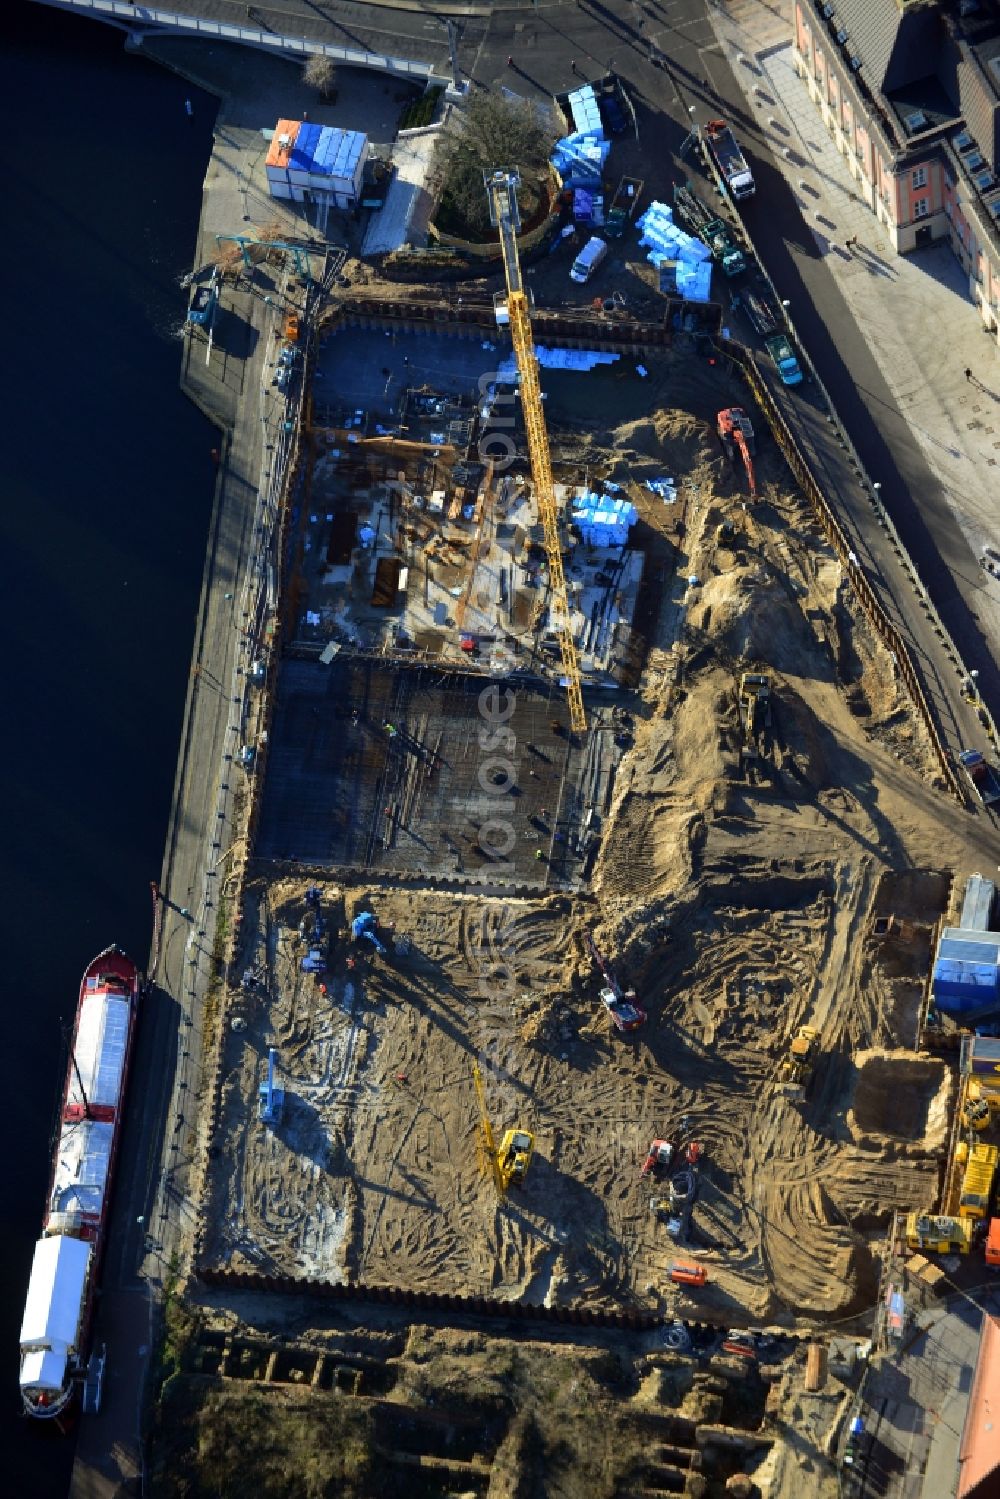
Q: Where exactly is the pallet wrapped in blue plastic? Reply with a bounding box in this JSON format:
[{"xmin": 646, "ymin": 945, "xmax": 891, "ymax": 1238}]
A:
[{"xmin": 567, "ymin": 85, "xmax": 603, "ymax": 135}]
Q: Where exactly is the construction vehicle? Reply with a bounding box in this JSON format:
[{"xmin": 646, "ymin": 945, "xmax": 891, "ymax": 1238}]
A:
[
  {"xmin": 958, "ymin": 748, "xmax": 1000, "ymax": 805},
  {"xmin": 650, "ymin": 1139, "xmax": 703, "ymax": 1240},
  {"xmin": 472, "ymin": 1062, "xmax": 534, "ymax": 1195},
  {"xmin": 733, "ymin": 289, "xmax": 778, "ymax": 339},
  {"xmin": 669, "ymin": 1261, "xmax": 707, "ymax": 1288},
  {"xmin": 258, "ymin": 1048, "xmax": 285, "ymax": 1126},
  {"xmin": 586, "ymin": 930, "xmax": 646, "ymax": 1032},
  {"xmin": 764, "ymin": 332, "xmax": 803, "ymax": 386},
  {"xmin": 351, "ymin": 911, "xmax": 387, "ymax": 956},
  {"xmin": 641, "ymin": 1140, "xmax": 675, "ymax": 1177},
  {"xmin": 485, "ymin": 169, "xmax": 586, "ymax": 733},
  {"xmin": 987, "ymin": 1218, "xmax": 1000, "ymax": 1267},
  {"xmin": 701, "ymin": 217, "xmax": 746, "ymax": 276},
  {"xmin": 703, "ymin": 119, "xmax": 755, "ymax": 200},
  {"xmin": 739, "ymin": 672, "xmax": 772, "ymax": 742},
  {"xmin": 963, "ymin": 1080, "xmax": 1000, "ymax": 1131},
  {"xmin": 717, "ymin": 407, "xmax": 757, "ymax": 498},
  {"xmin": 779, "ymin": 1025, "xmax": 819, "ymax": 1093},
  {"xmin": 187, "ymin": 271, "xmax": 220, "ymax": 327},
  {"xmin": 672, "ymin": 183, "xmax": 745, "ymax": 274},
  {"xmin": 958, "ymin": 1141, "xmax": 999, "ymax": 1220},
  {"xmin": 904, "ymin": 1211, "xmax": 973, "ymax": 1255},
  {"xmin": 606, "ymin": 175, "xmax": 643, "ymax": 237}
]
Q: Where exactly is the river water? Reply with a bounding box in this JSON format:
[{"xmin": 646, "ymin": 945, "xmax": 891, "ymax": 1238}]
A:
[{"xmin": 3, "ymin": 8, "xmax": 216, "ymax": 1491}]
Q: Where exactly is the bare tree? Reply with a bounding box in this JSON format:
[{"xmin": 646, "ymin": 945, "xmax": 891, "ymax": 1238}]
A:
[
  {"xmin": 435, "ymin": 92, "xmax": 560, "ymax": 237},
  {"xmin": 453, "ymin": 91, "xmax": 559, "ymax": 178},
  {"xmin": 303, "ymin": 54, "xmax": 337, "ymax": 102}
]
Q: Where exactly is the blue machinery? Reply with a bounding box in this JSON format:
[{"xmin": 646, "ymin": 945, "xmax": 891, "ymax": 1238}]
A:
[
  {"xmin": 215, "ymin": 233, "xmax": 313, "ymax": 283},
  {"xmin": 258, "ymin": 1047, "xmax": 285, "ymax": 1125}
]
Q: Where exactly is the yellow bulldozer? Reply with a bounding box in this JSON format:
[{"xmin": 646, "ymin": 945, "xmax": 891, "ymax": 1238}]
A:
[{"xmin": 778, "ymin": 1026, "xmax": 818, "ymax": 1096}]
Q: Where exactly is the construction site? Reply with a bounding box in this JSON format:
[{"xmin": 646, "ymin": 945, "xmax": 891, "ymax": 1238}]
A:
[{"xmin": 172, "ymin": 172, "xmax": 1000, "ymax": 1498}]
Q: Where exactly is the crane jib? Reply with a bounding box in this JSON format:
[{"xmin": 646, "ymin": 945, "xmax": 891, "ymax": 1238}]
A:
[{"xmin": 487, "ymin": 169, "xmax": 587, "ymax": 732}]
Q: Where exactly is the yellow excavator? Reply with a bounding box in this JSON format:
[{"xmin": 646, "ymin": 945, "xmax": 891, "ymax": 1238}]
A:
[
  {"xmin": 472, "ymin": 1062, "xmax": 534, "ymax": 1195},
  {"xmin": 739, "ymin": 672, "xmax": 771, "ymax": 742}
]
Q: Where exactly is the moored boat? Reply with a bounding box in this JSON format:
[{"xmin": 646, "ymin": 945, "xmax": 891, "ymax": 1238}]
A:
[{"xmin": 19, "ymin": 946, "xmax": 141, "ymax": 1420}]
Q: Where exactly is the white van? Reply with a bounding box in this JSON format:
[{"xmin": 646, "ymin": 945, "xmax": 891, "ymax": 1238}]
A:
[{"xmin": 569, "ymin": 236, "xmax": 608, "ymax": 284}]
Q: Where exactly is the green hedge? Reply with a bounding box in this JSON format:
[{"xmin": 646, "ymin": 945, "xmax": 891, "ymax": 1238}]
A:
[{"xmin": 399, "ymin": 86, "xmax": 444, "ymax": 132}]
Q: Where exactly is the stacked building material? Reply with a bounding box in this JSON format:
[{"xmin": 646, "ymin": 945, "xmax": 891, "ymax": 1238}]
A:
[
  {"xmin": 567, "ymin": 84, "xmax": 603, "ymax": 134},
  {"xmin": 571, "ymin": 492, "xmax": 638, "ymax": 547},
  {"xmin": 551, "ymin": 128, "xmax": 610, "ymax": 189},
  {"xmin": 573, "ymin": 188, "xmax": 605, "ymax": 224},
  {"xmin": 496, "ymin": 347, "xmax": 620, "ymax": 381},
  {"xmin": 638, "ymin": 202, "xmax": 713, "ymax": 302}
]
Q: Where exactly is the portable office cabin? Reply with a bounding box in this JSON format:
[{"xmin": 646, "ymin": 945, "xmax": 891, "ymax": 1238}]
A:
[
  {"xmin": 267, "ymin": 121, "xmax": 368, "ymax": 208},
  {"xmin": 265, "ymin": 120, "xmax": 300, "ymax": 193},
  {"xmin": 307, "ymin": 127, "xmax": 368, "ymax": 207},
  {"xmin": 932, "ymin": 927, "xmax": 1000, "ymax": 1017},
  {"xmin": 962, "ymin": 874, "xmax": 996, "ymax": 933}
]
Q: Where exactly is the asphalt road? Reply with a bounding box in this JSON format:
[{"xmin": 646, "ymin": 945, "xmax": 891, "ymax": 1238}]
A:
[{"xmin": 70, "ymin": 267, "xmax": 292, "ymax": 1496}]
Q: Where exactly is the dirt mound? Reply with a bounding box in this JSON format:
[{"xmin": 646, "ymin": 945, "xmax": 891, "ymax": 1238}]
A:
[
  {"xmin": 604, "ymin": 409, "xmax": 715, "ymax": 484},
  {"xmin": 688, "ymin": 565, "xmax": 809, "ymax": 671},
  {"xmin": 847, "ymin": 1050, "xmax": 952, "ymax": 1148}
]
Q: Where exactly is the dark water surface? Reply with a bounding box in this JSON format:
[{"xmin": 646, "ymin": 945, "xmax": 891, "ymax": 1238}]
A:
[{"xmin": 3, "ymin": 8, "xmax": 217, "ymax": 1492}]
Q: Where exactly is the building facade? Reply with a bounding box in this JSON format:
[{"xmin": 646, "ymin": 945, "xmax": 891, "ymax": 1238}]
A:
[{"xmin": 792, "ymin": 0, "xmax": 1000, "ymax": 339}]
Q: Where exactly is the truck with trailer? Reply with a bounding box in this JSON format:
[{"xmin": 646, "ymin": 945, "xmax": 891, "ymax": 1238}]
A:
[
  {"xmin": 765, "ymin": 333, "xmax": 803, "ymax": 386},
  {"xmin": 606, "ymin": 176, "xmax": 643, "ymax": 236},
  {"xmin": 672, "ymin": 183, "xmax": 745, "ymax": 274},
  {"xmin": 959, "ymin": 748, "xmax": 1000, "ymax": 805},
  {"xmin": 703, "ymin": 119, "xmax": 755, "ymax": 200},
  {"xmin": 733, "ymin": 290, "xmax": 778, "ymax": 339}
]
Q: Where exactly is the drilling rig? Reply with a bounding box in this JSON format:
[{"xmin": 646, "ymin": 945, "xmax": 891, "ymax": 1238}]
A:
[{"xmin": 484, "ymin": 168, "xmax": 587, "ymax": 735}]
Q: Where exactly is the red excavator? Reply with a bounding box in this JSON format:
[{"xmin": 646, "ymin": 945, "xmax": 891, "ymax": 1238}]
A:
[{"xmin": 717, "ymin": 407, "xmax": 757, "ymax": 499}]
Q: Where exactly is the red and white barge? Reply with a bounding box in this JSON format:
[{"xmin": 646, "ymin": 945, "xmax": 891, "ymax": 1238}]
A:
[{"xmin": 19, "ymin": 946, "xmax": 141, "ymax": 1420}]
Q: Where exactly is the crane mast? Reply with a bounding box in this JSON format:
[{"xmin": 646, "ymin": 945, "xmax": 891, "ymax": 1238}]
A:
[{"xmin": 484, "ymin": 169, "xmax": 587, "ymax": 734}]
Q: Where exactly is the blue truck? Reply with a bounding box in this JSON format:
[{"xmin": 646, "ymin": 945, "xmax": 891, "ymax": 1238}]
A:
[
  {"xmin": 187, "ymin": 273, "xmax": 219, "ymax": 328},
  {"xmin": 959, "ymin": 749, "xmax": 1000, "ymax": 805},
  {"xmin": 765, "ymin": 333, "xmax": 803, "ymax": 386}
]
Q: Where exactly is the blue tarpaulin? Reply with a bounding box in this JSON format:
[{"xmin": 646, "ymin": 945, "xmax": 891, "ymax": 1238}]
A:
[{"xmin": 289, "ymin": 122, "xmax": 322, "ymax": 174}]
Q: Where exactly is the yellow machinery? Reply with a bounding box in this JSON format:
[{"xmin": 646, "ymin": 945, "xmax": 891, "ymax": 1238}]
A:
[
  {"xmin": 904, "ymin": 1211, "xmax": 973, "ymax": 1255},
  {"xmin": 779, "ymin": 1026, "xmax": 818, "ymax": 1089},
  {"xmin": 963, "ymin": 1080, "xmax": 1000, "ymax": 1132},
  {"xmin": 484, "ymin": 169, "xmax": 586, "ymax": 735},
  {"xmin": 739, "ymin": 672, "xmax": 771, "ymax": 741},
  {"xmin": 472, "ymin": 1062, "xmax": 534, "ymax": 1195},
  {"xmin": 958, "ymin": 1141, "xmax": 999, "ymax": 1221}
]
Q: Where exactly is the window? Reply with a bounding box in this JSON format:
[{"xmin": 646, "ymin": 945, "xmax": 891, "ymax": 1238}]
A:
[
  {"xmin": 912, "ymin": 166, "xmax": 927, "ymax": 189},
  {"xmin": 913, "ymin": 197, "xmax": 929, "ymax": 218}
]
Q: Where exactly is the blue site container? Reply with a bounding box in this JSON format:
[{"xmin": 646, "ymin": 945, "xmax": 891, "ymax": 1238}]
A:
[{"xmin": 288, "ymin": 122, "xmax": 322, "ymax": 182}]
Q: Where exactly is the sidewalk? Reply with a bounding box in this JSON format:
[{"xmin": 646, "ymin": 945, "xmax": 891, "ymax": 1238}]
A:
[{"xmin": 707, "ymin": 0, "xmax": 1000, "ymax": 684}]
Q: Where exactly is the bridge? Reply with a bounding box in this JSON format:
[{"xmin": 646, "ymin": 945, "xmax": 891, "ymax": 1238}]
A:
[{"xmin": 31, "ymin": 0, "xmax": 459, "ymax": 85}]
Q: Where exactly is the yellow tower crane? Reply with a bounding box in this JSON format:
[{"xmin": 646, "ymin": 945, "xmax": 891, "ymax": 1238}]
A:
[{"xmin": 484, "ymin": 168, "xmax": 587, "ymax": 735}]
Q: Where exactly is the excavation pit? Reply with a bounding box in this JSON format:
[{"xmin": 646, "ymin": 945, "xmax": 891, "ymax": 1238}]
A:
[{"xmin": 848, "ymin": 1050, "xmax": 952, "ymax": 1148}]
